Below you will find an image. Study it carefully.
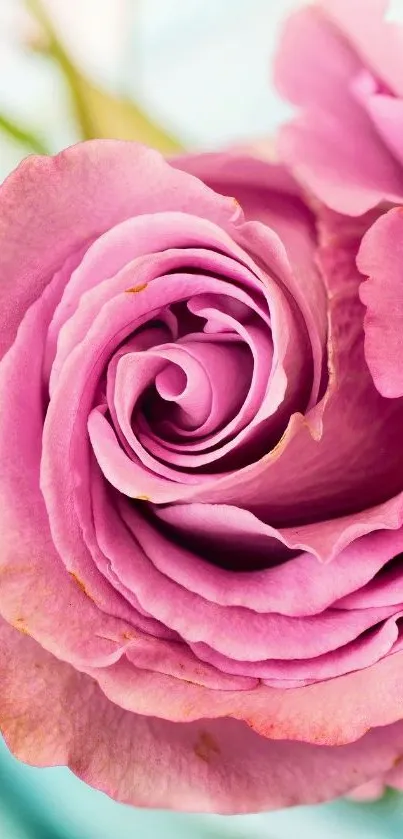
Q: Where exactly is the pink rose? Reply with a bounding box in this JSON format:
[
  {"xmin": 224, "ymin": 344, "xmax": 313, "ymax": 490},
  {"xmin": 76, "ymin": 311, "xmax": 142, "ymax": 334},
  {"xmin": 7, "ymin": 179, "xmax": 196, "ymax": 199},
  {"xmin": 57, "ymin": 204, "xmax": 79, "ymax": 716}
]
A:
[{"xmin": 2, "ymin": 140, "xmax": 403, "ymax": 813}]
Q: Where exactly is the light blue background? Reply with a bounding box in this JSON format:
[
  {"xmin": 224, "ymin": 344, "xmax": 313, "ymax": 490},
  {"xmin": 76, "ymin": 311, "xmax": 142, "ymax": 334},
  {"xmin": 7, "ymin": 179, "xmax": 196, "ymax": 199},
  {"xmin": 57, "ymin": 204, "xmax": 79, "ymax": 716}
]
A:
[
  {"xmin": 1, "ymin": 1, "xmax": 403, "ymax": 835},
  {"xmin": 2, "ymin": 737, "xmax": 403, "ymax": 838}
]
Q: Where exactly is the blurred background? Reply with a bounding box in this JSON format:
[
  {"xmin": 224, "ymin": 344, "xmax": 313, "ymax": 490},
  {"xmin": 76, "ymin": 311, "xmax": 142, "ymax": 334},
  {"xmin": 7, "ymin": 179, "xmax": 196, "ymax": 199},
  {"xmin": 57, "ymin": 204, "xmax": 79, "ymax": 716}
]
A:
[
  {"xmin": 0, "ymin": 0, "xmax": 297, "ymax": 177},
  {"xmin": 1, "ymin": 0, "xmax": 403, "ymax": 836}
]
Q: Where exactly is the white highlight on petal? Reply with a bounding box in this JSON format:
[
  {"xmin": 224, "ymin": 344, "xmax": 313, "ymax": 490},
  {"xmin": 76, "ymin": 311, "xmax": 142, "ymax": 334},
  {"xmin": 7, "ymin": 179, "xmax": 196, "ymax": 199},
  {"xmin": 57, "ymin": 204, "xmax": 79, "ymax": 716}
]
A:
[{"xmin": 385, "ymin": 0, "xmax": 403, "ymax": 24}]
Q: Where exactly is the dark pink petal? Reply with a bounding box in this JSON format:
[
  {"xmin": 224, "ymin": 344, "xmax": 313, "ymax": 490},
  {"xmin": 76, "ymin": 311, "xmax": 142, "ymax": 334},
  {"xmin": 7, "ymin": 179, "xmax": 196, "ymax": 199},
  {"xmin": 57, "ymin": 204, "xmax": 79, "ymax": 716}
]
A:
[
  {"xmin": 42, "ymin": 261, "xmax": 267, "ymax": 619},
  {"xmin": 44, "ymin": 244, "xmax": 306, "ymax": 505},
  {"xmin": 46, "ymin": 212, "xmax": 253, "ymax": 386},
  {"xmin": 156, "ymin": 503, "xmax": 403, "ymax": 614},
  {"xmin": 162, "ymin": 224, "xmax": 403, "ymax": 563},
  {"xmin": 115, "ymin": 340, "xmax": 256, "ymax": 468},
  {"xmin": 336, "ymin": 554, "xmax": 403, "ymax": 609},
  {"xmin": 98, "ymin": 492, "xmax": 398, "ymax": 665},
  {"xmin": 191, "ymin": 616, "xmax": 401, "ymax": 685},
  {"xmin": 358, "ymin": 208, "xmax": 403, "ymax": 397},
  {"xmin": 48, "ymin": 213, "xmax": 264, "ymax": 392}
]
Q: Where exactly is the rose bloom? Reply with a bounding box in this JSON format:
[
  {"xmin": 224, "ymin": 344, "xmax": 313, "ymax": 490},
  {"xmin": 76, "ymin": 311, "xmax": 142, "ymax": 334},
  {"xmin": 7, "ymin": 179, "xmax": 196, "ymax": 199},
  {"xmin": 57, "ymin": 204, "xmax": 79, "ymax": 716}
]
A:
[{"xmin": 2, "ymin": 139, "xmax": 403, "ymax": 813}]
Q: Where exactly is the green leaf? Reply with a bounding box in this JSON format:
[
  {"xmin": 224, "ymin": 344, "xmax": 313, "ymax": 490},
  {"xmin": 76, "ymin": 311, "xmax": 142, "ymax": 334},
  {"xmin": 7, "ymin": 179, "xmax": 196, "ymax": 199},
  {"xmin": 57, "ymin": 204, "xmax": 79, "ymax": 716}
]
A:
[{"xmin": 25, "ymin": 0, "xmax": 184, "ymax": 153}]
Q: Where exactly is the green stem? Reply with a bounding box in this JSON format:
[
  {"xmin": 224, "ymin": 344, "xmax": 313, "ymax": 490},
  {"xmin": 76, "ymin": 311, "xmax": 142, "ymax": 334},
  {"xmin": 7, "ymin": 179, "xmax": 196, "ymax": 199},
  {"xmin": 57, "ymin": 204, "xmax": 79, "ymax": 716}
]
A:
[
  {"xmin": 0, "ymin": 113, "xmax": 49, "ymax": 155},
  {"xmin": 25, "ymin": 0, "xmax": 184, "ymax": 152},
  {"xmin": 25, "ymin": 0, "xmax": 96, "ymax": 139}
]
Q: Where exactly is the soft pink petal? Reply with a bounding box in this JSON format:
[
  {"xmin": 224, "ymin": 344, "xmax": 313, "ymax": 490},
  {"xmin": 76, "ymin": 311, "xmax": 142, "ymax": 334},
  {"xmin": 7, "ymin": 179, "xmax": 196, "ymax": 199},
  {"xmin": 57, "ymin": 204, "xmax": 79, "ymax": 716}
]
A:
[
  {"xmin": 171, "ymin": 151, "xmax": 315, "ymax": 272},
  {"xmin": 353, "ymin": 71, "xmax": 403, "ymax": 167},
  {"xmin": 384, "ymin": 758, "xmax": 403, "ymax": 791},
  {"xmin": 367, "ymin": 94, "xmax": 403, "ymax": 166},
  {"xmin": 346, "ymin": 778, "xmax": 387, "ymax": 801},
  {"xmin": 275, "ymin": 7, "xmax": 403, "ymax": 213},
  {"xmin": 0, "ymin": 140, "xmax": 240, "ymax": 362},
  {"xmin": 5, "ymin": 619, "xmax": 403, "ymax": 813},
  {"xmin": 89, "ymin": 647, "xmax": 403, "ymax": 746},
  {"xmin": 358, "ymin": 208, "xmax": 403, "ymax": 397},
  {"xmin": 165, "ymin": 218, "xmax": 403, "ymax": 564},
  {"xmin": 320, "ymin": 0, "xmax": 403, "ymax": 97},
  {"xmin": 191, "ymin": 616, "xmax": 401, "ymax": 685},
  {"xmin": 337, "ymin": 555, "xmax": 403, "ymax": 609},
  {"xmin": 0, "ymin": 258, "xmax": 150, "ymax": 666}
]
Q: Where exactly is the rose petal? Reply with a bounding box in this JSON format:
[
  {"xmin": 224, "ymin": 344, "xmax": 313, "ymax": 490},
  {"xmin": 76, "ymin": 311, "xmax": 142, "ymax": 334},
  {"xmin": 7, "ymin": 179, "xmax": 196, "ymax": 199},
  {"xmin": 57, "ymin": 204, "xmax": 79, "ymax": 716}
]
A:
[
  {"xmin": 346, "ymin": 778, "xmax": 387, "ymax": 801},
  {"xmin": 0, "ymin": 141, "xmax": 240, "ymax": 362},
  {"xmin": 358, "ymin": 208, "xmax": 403, "ymax": 398},
  {"xmin": 174, "ymin": 150, "xmax": 327, "ymax": 406},
  {"xmin": 94, "ymin": 486, "xmax": 397, "ymax": 664},
  {"xmin": 275, "ymin": 7, "xmax": 403, "ymax": 213},
  {"xmin": 4, "ymin": 619, "xmax": 403, "ymax": 813},
  {"xmin": 353, "ymin": 70, "xmax": 403, "ymax": 167},
  {"xmin": 155, "ymin": 503, "xmax": 403, "ymax": 614},
  {"xmin": 191, "ymin": 616, "xmax": 401, "ymax": 684},
  {"xmin": 336, "ymin": 554, "xmax": 403, "ymax": 610},
  {"xmin": 89, "ymin": 645, "xmax": 403, "ymax": 746},
  {"xmin": 320, "ymin": 0, "xmax": 403, "ymax": 97},
  {"xmin": 47, "ymin": 212, "xmax": 257, "ymax": 388},
  {"xmin": 48, "ymin": 213, "xmax": 267, "ymax": 393},
  {"xmin": 0, "ymin": 263, "xmax": 144, "ymax": 667},
  {"xmin": 384, "ymin": 758, "xmax": 403, "ymax": 791}
]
